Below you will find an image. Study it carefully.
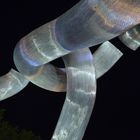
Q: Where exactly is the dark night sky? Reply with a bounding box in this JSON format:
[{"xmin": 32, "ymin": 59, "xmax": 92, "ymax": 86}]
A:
[{"xmin": 0, "ymin": 0, "xmax": 140, "ymax": 140}]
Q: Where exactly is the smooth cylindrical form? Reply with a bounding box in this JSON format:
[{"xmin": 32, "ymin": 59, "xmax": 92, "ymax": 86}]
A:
[
  {"xmin": 14, "ymin": 0, "xmax": 140, "ymax": 77},
  {"xmin": 119, "ymin": 24, "xmax": 140, "ymax": 50},
  {"xmin": 0, "ymin": 69, "xmax": 29, "ymax": 101},
  {"xmin": 11, "ymin": 1, "xmax": 140, "ymax": 139},
  {"xmin": 14, "ymin": 20, "xmax": 70, "ymax": 76},
  {"xmin": 24, "ymin": 42, "xmax": 122, "ymax": 92},
  {"xmin": 52, "ymin": 48, "xmax": 96, "ymax": 140},
  {"xmin": 55, "ymin": 0, "xmax": 140, "ymax": 50}
]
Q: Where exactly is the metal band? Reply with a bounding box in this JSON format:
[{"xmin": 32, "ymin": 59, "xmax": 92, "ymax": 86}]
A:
[
  {"xmin": 52, "ymin": 48, "xmax": 96, "ymax": 140},
  {"xmin": 119, "ymin": 24, "xmax": 140, "ymax": 51},
  {"xmin": 0, "ymin": 69, "xmax": 29, "ymax": 101},
  {"xmin": 0, "ymin": 0, "xmax": 139, "ymax": 140},
  {"xmin": 24, "ymin": 41, "xmax": 123, "ymax": 92},
  {"xmin": 0, "ymin": 41, "xmax": 122, "ymax": 100}
]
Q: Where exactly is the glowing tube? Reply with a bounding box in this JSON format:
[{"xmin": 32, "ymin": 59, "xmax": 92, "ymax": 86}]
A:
[
  {"xmin": 119, "ymin": 25, "xmax": 140, "ymax": 51},
  {"xmin": 52, "ymin": 48, "xmax": 96, "ymax": 140}
]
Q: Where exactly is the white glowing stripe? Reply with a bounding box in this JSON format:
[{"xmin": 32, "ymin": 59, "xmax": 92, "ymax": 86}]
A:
[{"xmin": 32, "ymin": 37, "xmax": 52, "ymax": 61}]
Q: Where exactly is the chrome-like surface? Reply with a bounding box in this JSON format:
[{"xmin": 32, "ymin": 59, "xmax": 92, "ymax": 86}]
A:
[
  {"xmin": 14, "ymin": 0, "xmax": 140, "ymax": 73},
  {"xmin": 55, "ymin": 0, "xmax": 140, "ymax": 50},
  {"xmin": 25, "ymin": 41, "xmax": 122, "ymax": 92},
  {"xmin": 14, "ymin": 20, "xmax": 70, "ymax": 76},
  {"xmin": 52, "ymin": 48, "xmax": 96, "ymax": 140},
  {"xmin": 0, "ymin": 69, "xmax": 29, "ymax": 101},
  {"xmin": 94, "ymin": 41, "xmax": 123, "ymax": 78},
  {"xmin": 0, "ymin": 41, "xmax": 122, "ymax": 101},
  {"xmin": 0, "ymin": 0, "xmax": 140, "ymax": 140},
  {"xmin": 0, "ymin": 41, "xmax": 122, "ymax": 100},
  {"xmin": 25, "ymin": 63, "xmax": 67, "ymax": 92},
  {"xmin": 119, "ymin": 24, "xmax": 140, "ymax": 50}
]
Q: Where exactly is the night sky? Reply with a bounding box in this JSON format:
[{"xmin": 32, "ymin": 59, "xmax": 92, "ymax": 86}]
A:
[{"xmin": 0, "ymin": 0, "xmax": 140, "ymax": 140}]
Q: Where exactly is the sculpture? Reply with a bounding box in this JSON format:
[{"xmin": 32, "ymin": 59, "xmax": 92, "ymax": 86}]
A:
[{"xmin": 0, "ymin": 0, "xmax": 140, "ymax": 140}]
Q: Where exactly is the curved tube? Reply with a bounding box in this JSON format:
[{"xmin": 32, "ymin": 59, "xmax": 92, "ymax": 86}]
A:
[
  {"xmin": 13, "ymin": 20, "xmax": 70, "ymax": 75},
  {"xmin": 25, "ymin": 41, "xmax": 123, "ymax": 92},
  {"xmin": 8, "ymin": 1, "xmax": 140, "ymax": 139},
  {"xmin": 0, "ymin": 69, "xmax": 29, "ymax": 101},
  {"xmin": 94, "ymin": 41, "xmax": 123, "ymax": 78},
  {"xmin": 0, "ymin": 41, "xmax": 122, "ymax": 101},
  {"xmin": 52, "ymin": 48, "xmax": 96, "ymax": 140},
  {"xmin": 119, "ymin": 24, "xmax": 140, "ymax": 50},
  {"xmin": 25, "ymin": 63, "xmax": 67, "ymax": 92},
  {"xmin": 14, "ymin": 0, "xmax": 140, "ymax": 75},
  {"xmin": 55, "ymin": 0, "xmax": 140, "ymax": 50}
]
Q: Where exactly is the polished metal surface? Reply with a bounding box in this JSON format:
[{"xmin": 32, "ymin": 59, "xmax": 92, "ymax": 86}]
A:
[
  {"xmin": 14, "ymin": 0, "xmax": 140, "ymax": 74},
  {"xmin": 119, "ymin": 24, "xmax": 140, "ymax": 50},
  {"xmin": 55, "ymin": 0, "xmax": 140, "ymax": 50},
  {"xmin": 13, "ymin": 20, "xmax": 70, "ymax": 76},
  {"xmin": 0, "ymin": 69, "xmax": 29, "ymax": 101},
  {"xmin": 0, "ymin": 41, "xmax": 122, "ymax": 101},
  {"xmin": 94, "ymin": 41, "xmax": 123, "ymax": 78},
  {"xmin": 52, "ymin": 48, "xmax": 96, "ymax": 140},
  {"xmin": 24, "ymin": 41, "xmax": 123, "ymax": 92},
  {"xmin": 0, "ymin": 0, "xmax": 140, "ymax": 140}
]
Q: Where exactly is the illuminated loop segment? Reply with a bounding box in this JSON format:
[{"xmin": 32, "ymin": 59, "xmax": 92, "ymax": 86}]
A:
[
  {"xmin": 0, "ymin": 0, "xmax": 140, "ymax": 140},
  {"xmin": 22, "ymin": 41, "xmax": 123, "ymax": 92},
  {"xmin": 0, "ymin": 69, "xmax": 29, "ymax": 101},
  {"xmin": 119, "ymin": 24, "xmax": 140, "ymax": 51},
  {"xmin": 52, "ymin": 48, "xmax": 96, "ymax": 140},
  {"xmin": 0, "ymin": 41, "xmax": 122, "ymax": 100}
]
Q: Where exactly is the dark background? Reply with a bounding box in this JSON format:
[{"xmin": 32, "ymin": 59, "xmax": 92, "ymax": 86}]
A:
[{"xmin": 0, "ymin": 0, "xmax": 140, "ymax": 139}]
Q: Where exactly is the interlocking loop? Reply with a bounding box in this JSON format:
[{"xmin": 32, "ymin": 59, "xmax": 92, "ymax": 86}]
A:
[
  {"xmin": 0, "ymin": 41, "xmax": 122, "ymax": 101},
  {"xmin": 0, "ymin": 0, "xmax": 140, "ymax": 140},
  {"xmin": 0, "ymin": 41, "xmax": 122, "ymax": 140}
]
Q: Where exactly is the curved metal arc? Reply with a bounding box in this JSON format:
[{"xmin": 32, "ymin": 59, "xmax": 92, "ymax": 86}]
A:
[
  {"xmin": 12, "ymin": 0, "xmax": 139, "ymax": 95},
  {"xmin": 94, "ymin": 41, "xmax": 123, "ymax": 78},
  {"xmin": 14, "ymin": 0, "xmax": 140, "ymax": 72},
  {"xmin": 119, "ymin": 24, "xmax": 140, "ymax": 51},
  {"xmin": 0, "ymin": 41, "xmax": 123, "ymax": 101},
  {"xmin": 52, "ymin": 48, "xmax": 96, "ymax": 140},
  {"xmin": 24, "ymin": 41, "xmax": 123, "ymax": 92},
  {"xmin": 55, "ymin": 0, "xmax": 140, "ymax": 50},
  {"xmin": 0, "ymin": 1, "xmax": 139, "ymax": 139},
  {"xmin": 0, "ymin": 69, "xmax": 29, "ymax": 101}
]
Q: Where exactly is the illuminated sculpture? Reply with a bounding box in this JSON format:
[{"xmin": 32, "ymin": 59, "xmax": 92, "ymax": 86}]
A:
[{"xmin": 0, "ymin": 0, "xmax": 140, "ymax": 140}]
